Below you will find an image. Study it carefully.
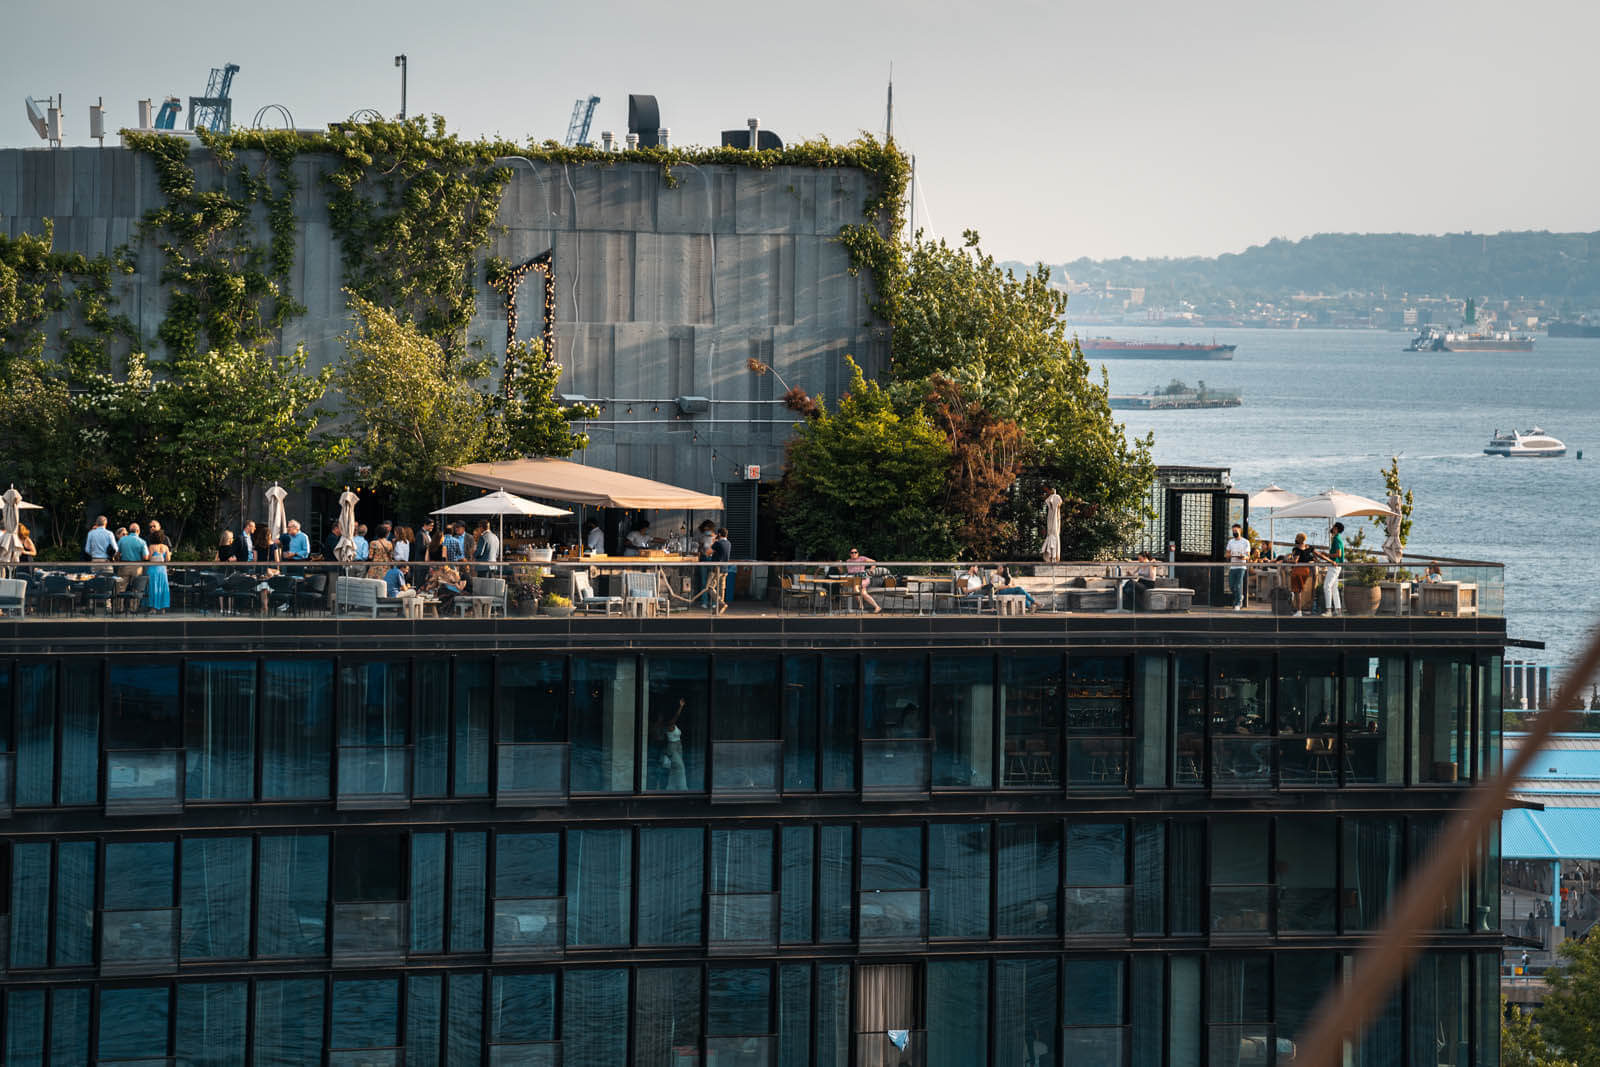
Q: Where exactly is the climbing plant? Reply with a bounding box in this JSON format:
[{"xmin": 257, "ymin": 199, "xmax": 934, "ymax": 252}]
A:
[{"xmin": 0, "ymin": 220, "xmax": 135, "ymax": 381}]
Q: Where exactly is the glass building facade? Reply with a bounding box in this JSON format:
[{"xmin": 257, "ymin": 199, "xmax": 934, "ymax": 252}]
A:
[{"xmin": 0, "ymin": 621, "xmax": 1503, "ymax": 1065}]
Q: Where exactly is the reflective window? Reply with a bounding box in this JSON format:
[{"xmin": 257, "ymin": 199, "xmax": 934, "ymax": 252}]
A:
[
  {"xmin": 260, "ymin": 660, "xmax": 332, "ymax": 798},
  {"xmin": 995, "ymin": 959, "xmax": 1056, "ymax": 1067},
  {"xmin": 331, "ymin": 978, "xmax": 399, "ymax": 1055},
  {"xmin": 1206, "ymin": 955, "xmax": 1271, "ymax": 1065},
  {"xmin": 410, "ymin": 831, "xmax": 445, "ymax": 954},
  {"xmin": 99, "ymin": 986, "xmax": 170, "ymax": 1061},
  {"xmin": 254, "ymin": 978, "xmax": 324, "ymax": 1067},
  {"xmin": 10, "ymin": 842, "xmax": 50, "ymax": 967},
  {"xmin": 60, "ymin": 662, "xmax": 101, "ymax": 805},
  {"xmin": 645, "ymin": 656, "xmax": 708, "ymax": 791},
  {"xmin": 450, "ymin": 831, "xmax": 486, "ymax": 952},
  {"xmin": 1277, "ymin": 818, "xmax": 1337, "ymax": 933},
  {"xmin": 635, "ymin": 967, "xmax": 702, "ymax": 1067},
  {"xmin": 453, "ymin": 659, "xmax": 493, "ymax": 796},
  {"xmin": 1211, "ymin": 655, "xmax": 1273, "ymax": 787},
  {"xmin": 1063, "ymin": 958, "xmax": 1126, "ymax": 1061},
  {"xmin": 931, "ymin": 656, "xmax": 994, "ymax": 788},
  {"xmin": 781, "ymin": 826, "xmax": 814, "ymax": 944},
  {"xmin": 1277, "ymin": 655, "xmax": 1339, "ymax": 786},
  {"xmin": 818, "ymin": 826, "xmax": 854, "ymax": 943},
  {"xmin": 256, "ymin": 834, "xmax": 328, "ymax": 957},
  {"xmin": 639, "ymin": 827, "xmax": 703, "ymax": 945},
  {"xmin": 1343, "ymin": 817, "xmax": 1402, "ymax": 931},
  {"xmin": 1415, "ymin": 654, "xmax": 1472, "ymax": 783},
  {"xmin": 567, "ymin": 828, "xmax": 630, "ymax": 946},
  {"xmin": 55, "ymin": 840, "xmax": 96, "ymax": 965},
  {"xmin": 185, "ymin": 661, "xmax": 256, "ymax": 801},
  {"xmin": 414, "ymin": 659, "xmax": 450, "ymax": 796},
  {"xmin": 176, "ymin": 981, "xmax": 247, "ymax": 1066},
  {"xmin": 1135, "ymin": 654, "xmax": 1169, "ymax": 787},
  {"xmin": 1001, "ymin": 654, "xmax": 1061, "ymax": 789},
  {"xmin": 491, "ymin": 972, "xmax": 555, "ymax": 1048},
  {"xmin": 565, "ymin": 969, "xmax": 628, "ymax": 1067},
  {"xmin": 406, "ymin": 975, "xmax": 442, "ymax": 1067},
  {"xmin": 1067, "ymin": 656, "xmax": 1131, "ymax": 789},
  {"xmin": 1211, "ymin": 818, "xmax": 1270, "ymax": 935},
  {"xmin": 929, "ymin": 960, "xmax": 987, "ymax": 1067},
  {"xmin": 707, "ymin": 967, "xmax": 770, "ymax": 1041},
  {"xmin": 783, "ymin": 655, "xmax": 820, "ymax": 791},
  {"xmin": 930, "ymin": 822, "xmax": 989, "ymax": 939},
  {"xmin": 1065, "ymin": 823, "xmax": 1127, "ymax": 936},
  {"xmin": 998, "ymin": 821, "xmax": 1059, "ymax": 938},
  {"xmin": 338, "ymin": 661, "xmax": 409, "ymax": 800},
  {"xmin": 1345, "ymin": 653, "xmax": 1405, "ymax": 784},
  {"xmin": 16, "ymin": 663, "xmax": 54, "ymax": 807},
  {"xmin": 570, "ymin": 656, "xmax": 637, "ymax": 793},
  {"xmin": 1174, "ymin": 655, "xmax": 1207, "ymax": 788},
  {"xmin": 820, "ymin": 656, "xmax": 857, "ymax": 790},
  {"xmin": 447, "ymin": 972, "xmax": 482, "ymax": 1063}
]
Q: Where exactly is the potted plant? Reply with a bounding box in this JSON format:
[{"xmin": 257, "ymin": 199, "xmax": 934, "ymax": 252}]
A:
[
  {"xmin": 540, "ymin": 592, "xmax": 574, "ymax": 618},
  {"xmin": 1340, "ymin": 531, "xmax": 1384, "ymax": 616},
  {"xmin": 508, "ymin": 565, "xmax": 546, "ymax": 616}
]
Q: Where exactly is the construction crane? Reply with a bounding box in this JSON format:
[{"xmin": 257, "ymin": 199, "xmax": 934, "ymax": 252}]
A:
[
  {"xmin": 565, "ymin": 95, "xmax": 599, "ymax": 146},
  {"xmin": 188, "ymin": 63, "xmax": 240, "ymax": 133}
]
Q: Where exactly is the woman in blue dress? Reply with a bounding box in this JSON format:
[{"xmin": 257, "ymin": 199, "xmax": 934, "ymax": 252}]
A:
[{"xmin": 145, "ymin": 531, "xmax": 171, "ymax": 613}]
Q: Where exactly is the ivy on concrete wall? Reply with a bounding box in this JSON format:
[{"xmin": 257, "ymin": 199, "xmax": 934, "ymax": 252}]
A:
[{"xmin": 0, "ymin": 220, "xmax": 135, "ymax": 381}]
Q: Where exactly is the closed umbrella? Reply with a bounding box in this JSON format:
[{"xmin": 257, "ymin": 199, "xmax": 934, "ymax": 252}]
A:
[
  {"xmin": 264, "ymin": 483, "xmax": 288, "ymax": 547},
  {"xmin": 0, "ymin": 487, "xmax": 20, "ymax": 563},
  {"xmin": 1383, "ymin": 491, "xmax": 1404, "ymax": 565},
  {"xmin": 1247, "ymin": 484, "xmax": 1303, "ymax": 552},
  {"xmin": 335, "ymin": 490, "xmax": 359, "ymax": 562},
  {"xmin": 432, "ymin": 489, "xmax": 571, "ymax": 554},
  {"xmin": 1042, "ymin": 490, "xmax": 1063, "ymax": 563}
]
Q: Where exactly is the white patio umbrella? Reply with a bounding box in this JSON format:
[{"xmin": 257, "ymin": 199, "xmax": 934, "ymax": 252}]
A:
[
  {"xmin": 432, "ymin": 489, "xmax": 571, "ymax": 556},
  {"xmin": 1270, "ymin": 490, "xmax": 1399, "ymax": 556},
  {"xmin": 335, "ymin": 490, "xmax": 360, "ymax": 562},
  {"xmin": 264, "ymin": 483, "xmax": 288, "ymax": 546},
  {"xmin": 1247, "ymin": 484, "xmax": 1303, "ymax": 552}
]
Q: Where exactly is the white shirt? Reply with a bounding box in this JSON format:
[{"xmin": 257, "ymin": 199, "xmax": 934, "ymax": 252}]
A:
[
  {"xmin": 1225, "ymin": 536, "xmax": 1251, "ymax": 564},
  {"xmin": 626, "ymin": 530, "xmax": 651, "ymax": 549},
  {"xmin": 585, "ymin": 527, "xmax": 605, "ymax": 553},
  {"xmin": 393, "ymin": 540, "xmax": 410, "ymax": 562}
]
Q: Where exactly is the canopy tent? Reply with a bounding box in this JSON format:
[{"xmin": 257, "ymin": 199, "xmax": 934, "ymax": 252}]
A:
[{"xmin": 444, "ymin": 458, "xmax": 724, "ymax": 511}]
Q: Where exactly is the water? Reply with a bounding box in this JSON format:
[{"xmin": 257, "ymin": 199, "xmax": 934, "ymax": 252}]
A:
[{"xmin": 1093, "ymin": 325, "xmax": 1600, "ymax": 666}]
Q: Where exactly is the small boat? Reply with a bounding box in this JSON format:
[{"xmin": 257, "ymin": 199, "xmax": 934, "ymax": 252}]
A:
[{"xmin": 1484, "ymin": 427, "xmax": 1566, "ymax": 457}]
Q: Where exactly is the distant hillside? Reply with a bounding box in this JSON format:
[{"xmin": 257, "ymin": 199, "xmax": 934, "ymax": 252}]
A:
[{"xmin": 1008, "ymin": 231, "xmax": 1600, "ymax": 308}]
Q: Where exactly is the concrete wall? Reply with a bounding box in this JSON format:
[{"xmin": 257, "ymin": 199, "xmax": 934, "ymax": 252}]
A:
[{"xmin": 0, "ymin": 145, "xmax": 888, "ymax": 498}]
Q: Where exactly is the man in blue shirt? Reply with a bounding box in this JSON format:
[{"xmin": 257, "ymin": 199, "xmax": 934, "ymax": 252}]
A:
[
  {"xmin": 353, "ymin": 524, "xmax": 370, "ymax": 561},
  {"xmin": 442, "ymin": 523, "xmax": 466, "ymax": 561},
  {"xmin": 84, "ymin": 516, "xmax": 116, "ymax": 566},
  {"xmin": 117, "ymin": 523, "xmax": 149, "ymax": 564},
  {"xmin": 283, "ymin": 520, "xmax": 311, "ymax": 561},
  {"xmin": 383, "ymin": 563, "xmax": 410, "ymax": 598}
]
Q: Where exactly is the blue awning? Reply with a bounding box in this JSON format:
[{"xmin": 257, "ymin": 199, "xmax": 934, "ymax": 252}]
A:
[{"xmin": 1501, "ymin": 808, "xmax": 1600, "ymax": 861}]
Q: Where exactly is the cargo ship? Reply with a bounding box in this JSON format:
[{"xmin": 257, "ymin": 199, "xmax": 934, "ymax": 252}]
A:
[
  {"xmin": 1405, "ymin": 329, "xmax": 1535, "ymax": 352},
  {"xmin": 1077, "ymin": 337, "xmax": 1236, "ymax": 360}
]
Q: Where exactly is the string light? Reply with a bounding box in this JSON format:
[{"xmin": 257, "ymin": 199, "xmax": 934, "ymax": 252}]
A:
[{"xmin": 493, "ymin": 250, "xmax": 557, "ymax": 396}]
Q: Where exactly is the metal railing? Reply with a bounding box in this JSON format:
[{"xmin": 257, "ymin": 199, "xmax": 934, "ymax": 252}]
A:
[
  {"xmin": 0, "ymin": 556, "xmax": 1506, "ymax": 622},
  {"xmin": 860, "ymin": 738, "xmax": 932, "ymax": 799},
  {"xmin": 704, "ymin": 1036, "xmax": 774, "ymax": 1066},
  {"xmin": 1062, "ymin": 885, "xmax": 1130, "ymax": 937}
]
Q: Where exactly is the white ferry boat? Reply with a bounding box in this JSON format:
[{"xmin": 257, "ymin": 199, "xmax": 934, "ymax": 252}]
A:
[{"xmin": 1484, "ymin": 427, "xmax": 1566, "ymax": 457}]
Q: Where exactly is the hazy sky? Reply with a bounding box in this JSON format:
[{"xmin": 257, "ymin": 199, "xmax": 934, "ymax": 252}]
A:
[{"xmin": 7, "ymin": 0, "xmax": 1597, "ymax": 261}]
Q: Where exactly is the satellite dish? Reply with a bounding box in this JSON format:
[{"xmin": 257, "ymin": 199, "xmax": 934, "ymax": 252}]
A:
[{"xmin": 24, "ymin": 96, "xmax": 47, "ymax": 139}]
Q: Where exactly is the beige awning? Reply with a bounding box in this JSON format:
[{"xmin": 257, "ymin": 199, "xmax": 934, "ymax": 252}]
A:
[{"xmin": 445, "ymin": 457, "xmax": 724, "ymax": 511}]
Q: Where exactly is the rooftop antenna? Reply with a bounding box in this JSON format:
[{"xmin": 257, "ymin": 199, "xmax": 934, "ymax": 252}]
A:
[
  {"xmin": 23, "ymin": 95, "xmax": 49, "ymax": 140},
  {"xmin": 885, "ymin": 63, "xmax": 893, "ymax": 143},
  {"xmin": 394, "ymin": 55, "xmax": 407, "ymax": 119},
  {"xmin": 88, "ymin": 97, "xmax": 104, "ymax": 146}
]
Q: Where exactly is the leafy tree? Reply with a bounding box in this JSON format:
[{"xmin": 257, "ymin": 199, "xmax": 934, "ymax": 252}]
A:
[
  {"xmin": 338, "ymin": 294, "xmax": 497, "ymax": 517},
  {"xmin": 1537, "ymin": 931, "xmax": 1600, "ymax": 1064},
  {"xmin": 1502, "ymin": 999, "xmax": 1574, "ymax": 1067},
  {"xmin": 170, "ymin": 343, "xmax": 350, "ymax": 530},
  {"xmin": 487, "ymin": 338, "xmax": 598, "ymax": 459},
  {"xmin": 777, "ymin": 359, "xmax": 956, "ymax": 560},
  {"xmin": 0, "ymin": 359, "xmax": 93, "ymax": 546}
]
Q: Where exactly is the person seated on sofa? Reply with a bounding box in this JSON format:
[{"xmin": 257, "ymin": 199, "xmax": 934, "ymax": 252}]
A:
[{"xmin": 991, "ymin": 565, "xmax": 1036, "ymax": 609}]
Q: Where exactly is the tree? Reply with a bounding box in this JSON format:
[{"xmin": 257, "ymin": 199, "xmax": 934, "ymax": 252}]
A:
[
  {"xmin": 1502, "ymin": 999, "xmax": 1574, "ymax": 1067},
  {"xmin": 776, "ymin": 359, "xmax": 956, "ymax": 560},
  {"xmin": 892, "ymin": 231, "xmax": 1155, "ymax": 559},
  {"xmin": 922, "ymin": 376, "xmax": 1024, "ymax": 559},
  {"xmin": 338, "ymin": 294, "xmax": 497, "ymax": 516},
  {"xmin": 1536, "ymin": 931, "xmax": 1600, "ymax": 1064},
  {"xmin": 0, "ymin": 359, "xmax": 93, "ymax": 547},
  {"xmin": 488, "ymin": 338, "xmax": 597, "ymax": 459}
]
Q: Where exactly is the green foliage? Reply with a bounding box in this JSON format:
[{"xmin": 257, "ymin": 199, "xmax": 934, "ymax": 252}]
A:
[
  {"xmin": 777, "ymin": 359, "xmax": 956, "ymax": 560},
  {"xmin": 489, "ymin": 339, "xmax": 598, "ymax": 458},
  {"xmin": 0, "ymin": 359, "xmax": 94, "ymax": 546},
  {"xmin": 1379, "ymin": 455, "xmax": 1414, "ymax": 546},
  {"xmin": 1537, "ymin": 930, "xmax": 1600, "ymax": 1063},
  {"xmin": 0, "ymin": 221, "xmax": 135, "ymax": 380},
  {"xmin": 889, "ymin": 230, "xmax": 1155, "ymax": 559},
  {"xmin": 1503, "ymin": 998, "xmax": 1575, "ymax": 1067}
]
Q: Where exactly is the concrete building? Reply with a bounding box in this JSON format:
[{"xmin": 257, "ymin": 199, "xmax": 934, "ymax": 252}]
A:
[{"xmin": 0, "ymin": 144, "xmax": 890, "ymax": 549}]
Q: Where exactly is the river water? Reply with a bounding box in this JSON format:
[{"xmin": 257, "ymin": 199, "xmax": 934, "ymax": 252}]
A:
[{"xmin": 1092, "ymin": 325, "xmax": 1600, "ymax": 668}]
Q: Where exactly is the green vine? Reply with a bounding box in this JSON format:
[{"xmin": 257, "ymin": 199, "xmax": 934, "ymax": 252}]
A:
[{"xmin": 0, "ymin": 219, "xmax": 136, "ymax": 381}]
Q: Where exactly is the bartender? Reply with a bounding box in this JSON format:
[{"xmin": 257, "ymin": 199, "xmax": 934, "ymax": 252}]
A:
[
  {"xmin": 583, "ymin": 519, "xmax": 605, "ymax": 555},
  {"xmin": 623, "ymin": 519, "xmax": 665, "ymax": 556}
]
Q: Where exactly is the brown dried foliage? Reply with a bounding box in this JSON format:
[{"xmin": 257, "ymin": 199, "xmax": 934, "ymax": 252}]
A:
[{"xmin": 925, "ymin": 375, "xmax": 1025, "ymax": 558}]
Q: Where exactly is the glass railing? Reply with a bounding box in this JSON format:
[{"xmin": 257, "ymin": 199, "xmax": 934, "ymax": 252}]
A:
[
  {"xmin": 860, "ymin": 738, "xmax": 931, "ymax": 799},
  {"xmin": 704, "ymin": 1036, "xmax": 773, "ymax": 1066},
  {"xmin": 496, "ymin": 742, "xmax": 570, "ymax": 806},
  {"xmin": 1208, "ymin": 1025, "xmax": 1277, "ymax": 1067},
  {"xmin": 0, "ymin": 557, "xmax": 1507, "ymax": 621},
  {"xmin": 0, "ymin": 751, "xmax": 12, "ymax": 816},
  {"xmin": 1062, "ymin": 886, "xmax": 1130, "ymax": 937},
  {"xmin": 96, "ymin": 1059, "xmax": 175, "ymax": 1067},
  {"xmin": 855, "ymin": 1030, "xmax": 926, "ymax": 1067},
  {"xmin": 710, "ymin": 741, "xmax": 781, "ymax": 801},
  {"xmin": 337, "ymin": 745, "xmax": 410, "ymax": 809},
  {"xmin": 105, "ymin": 749, "xmax": 183, "ymax": 813},
  {"xmin": 1210, "ymin": 737, "xmax": 1273, "ymax": 789},
  {"xmin": 707, "ymin": 892, "xmax": 778, "ymax": 953},
  {"xmin": 1060, "ymin": 1027, "xmax": 1128, "ymax": 1064},
  {"xmin": 1066, "ymin": 737, "xmax": 1131, "ymax": 788},
  {"xmin": 1210, "ymin": 886, "xmax": 1273, "ymax": 936},
  {"xmin": 492, "ymin": 897, "xmax": 565, "ymax": 960},
  {"xmin": 100, "ymin": 906, "xmax": 178, "ymax": 973},
  {"xmin": 328, "ymin": 1051, "xmax": 402, "ymax": 1067},
  {"xmin": 489, "ymin": 1042, "xmax": 561, "ymax": 1067},
  {"xmin": 858, "ymin": 889, "xmax": 927, "ymax": 945},
  {"xmin": 332, "ymin": 900, "xmax": 407, "ymax": 963},
  {"xmin": 1277, "ymin": 887, "xmax": 1339, "ymax": 932}
]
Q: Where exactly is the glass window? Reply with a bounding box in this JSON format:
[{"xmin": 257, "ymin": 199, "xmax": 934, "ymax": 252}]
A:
[
  {"xmin": 1481, "ymin": 655, "xmax": 1503, "ymax": 779},
  {"xmin": 708, "ymin": 967, "xmax": 770, "ymax": 1037},
  {"xmin": 645, "ymin": 656, "xmax": 708, "ymax": 792},
  {"xmin": 4, "ymin": 988, "xmax": 43, "ymax": 1066},
  {"xmin": 176, "ymin": 981, "xmax": 247, "ymax": 1067},
  {"xmin": 499, "ymin": 657, "xmax": 565, "ymax": 743},
  {"xmin": 1133, "ymin": 821, "xmax": 1165, "ymax": 936},
  {"xmin": 1343, "ymin": 816, "xmax": 1402, "ymax": 931},
  {"xmin": 491, "ymin": 972, "xmax": 555, "ymax": 1047},
  {"xmin": 1411, "ymin": 952, "xmax": 1470, "ymax": 1067},
  {"xmin": 566, "ymin": 828, "xmax": 631, "ymax": 946},
  {"xmin": 715, "ymin": 655, "xmax": 780, "ymax": 740},
  {"xmin": 780, "ymin": 964, "xmax": 812, "ymax": 1067},
  {"xmin": 99, "ymin": 986, "xmax": 169, "ymax": 1060},
  {"xmin": 930, "ymin": 822, "xmax": 989, "ymax": 939},
  {"xmin": 1412, "ymin": 815, "xmax": 1469, "ymax": 930},
  {"xmin": 1206, "ymin": 955, "xmax": 1271, "ymax": 1065},
  {"xmin": 570, "ymin": 655, "xmax": 637, "ymax": 793},
  {"xmin": 781, "ymin": 825, "xmax": 814, "ymax": 944},
  {"xmin": 998, "ymin": 820, "xmax": 1059, "ymax": 938},
  {"xmin": 1210, "ymin": 818, "xmax": 1270, "ymax": 935},
  {"xmin": 50, "ymin": 986, "xmax": 90, "ymax": 1064},
  {"xmin": 453, "ymin": 659, "xmax": 493, "ymax": 796},
  {"xmin": 260, "ymin": 659, "xmax": 332, "ymax": 799},
  {"xmin": 447, "ymin": 972, "xmax": 482, "ymax": 1064},
  {"xmin": 1276, "ymin": 951, "xmax": 1336, "ymax": 1057},
  {"xmin": 815, "ymin": 963, "xmax": 850, "ymax": 1067},
  {"xmin": 1277, "ymin": 655, "xmax": 1339, "ymax": 786},
  {"xmin": 710, "ymin": 828, "xmax": 774, "ymax": 946},
  {"xmin": 860, "ymin": 826, "xmax": 924, "ymax": 942},
  {"xmin": 16, "ymin": 663, "xmax": 54, "ymax": 807},
  {"xmin": 332, "ymin": 978, "xmax": 399, "ymax": 1053},
  {"xmin": 1001, "ymin": 654, "xmax": 1061, "ymax": 788},
  {"xmin": 1174, "ymin": 655, "xmax": 1206, "ymax": 787},
  {"xmin": 410, "ymin": 832, "xmax": 445, "ymax": 954},
  {"xmin": 929, "ymin": 960, "xmax": 987, "ymax": 1067},
  {"xmin": 60, "ymin": 662, "xmax": 101, "ymax": 805},
  {"xmin": 931, "ymin": 655, "xmax": 993, "ymax": 788},
  {"xmin": 820, "ymin": 656, "xmax": 857, "ymax": 790},
  {"xmin": 104, "ymin": 839, "xmax": 175, "ymax": 942},
  {"xmin": 1065, "ymin": 822, "xmax": 1127, "ymax": 936},
  {"xmin": 414, "ymin": 660, "xmax": 450, "ymax": 797},
  {"xmin": 1478, "ymin": 953, "xmax": 1501, "ymax": 1067},
  {"xmin": 1345, "ymin": 653, "xmax": 1405, "ymax": 785},
  {"xmin": 406, "ymin": 975, "xmax": 442, "ymax": 1067},
  {"xmin": 565, "ymin": 969, "xmax": 628, "ymax": 1067},
  {"xmin": 995, "ymin": 959, "xmax": 1056, "ymax": 1067},
  {"xmin": 1131, "ymin": 955, "xmax": 1164, "ymax": 1067},
  {"xmin": 109, "ymin": 664, "xmax": 180, "ymax": 749},
  {"xmin": 1168, "ymin": 821, "xmax": 1206, "ymax": 937},
  {"xmin": 496, "ymin": 833, "xmax": 560, "ymax": 899},
  {"xmin": 257, "ymin": 834, "xmax": 328, "ymax": 957},
  {"xmin": 783, "ymin": 655, "xmax": 820, "ymax": 791},
  {"xmin": 1415, "ymin": 655, "xmax": 1472, "ymax": 783},
  {"xmin": 253, "ymin": 979, "xmax": 324, "ymax": 1067},
  {"xmin": 864, "ymin": 656, "xmax": 925, "ymax": 739},
  {"xmin": 1278, "ymin": 818, "xmax": 1337, "ymax": 932},
  {"xmin": 185, "ymin": 661, "xmax": 256, "ymax": 801},
  {"xmin": 338, "ymin": 661, "xmax": 409, "ymax": 798},
  {"xmin": 639, "ymin": 827, "xmax": 703, "ymax": 945},
  {"xmin": 1212, "ymin": 655, "xmax": 1273, "ymax": 787},
  {"xmin": 335, "ymin": 833, "xmax": 405, "ymax": 907},
  {"xmin": 635, "ymin": 967, "xmax": 702, "ymax": 1067},
  {"xmin": 1063, "ymin": 958, "xmax": 1126, "ymax": 1061},
  {"xmin": 10, "ymin": 841, "xmax": 50, "ymax": 967},
  {"xmin": 1068, "ymin": 656, "xmax": 1131, "ymax": 789},
  {"xmin": 54, "ymin": 840, "xmax": 96, "ymax": 965},
  {"xmin": 818, "ymin": 825, "xmax": 853, "ymax": 942},
  {"xmin": 450, "ymin": 830, "xmax": 486, "ymax": 952},
  {"xmin": 1135, "ymin": 654, "xmax": 1169, "ymax": 787}
]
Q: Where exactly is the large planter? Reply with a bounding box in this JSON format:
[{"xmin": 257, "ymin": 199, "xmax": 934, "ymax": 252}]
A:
[
  {"xmin": 511, "ymin": 600, "xmax": 538, "ymax": 617},
  {"xmin": 541, "ymin": 604, "xmax": 574, "ymax": 618},
  {"xmin": 1342, "ymin": 584, "xmax": 1382, "ymax": 616}
]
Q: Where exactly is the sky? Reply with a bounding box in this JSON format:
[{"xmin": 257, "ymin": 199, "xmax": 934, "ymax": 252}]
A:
[{"xmin": 6, "ymin": 0, "xmax": 1598, "ymax": 262}]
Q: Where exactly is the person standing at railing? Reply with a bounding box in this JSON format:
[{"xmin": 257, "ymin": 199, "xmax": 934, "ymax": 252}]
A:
[
  {"xmin": 1317, "ymin": 522, "xmax": 1346, "ymax": 616},
  {"xmin": 1284, "ymin": 533, "xmax": 1317, "ymax": 617},
  {"xmin": 472, "ymin": 520, "xmax": 500, "ymax": 577},
  {"xmin": 239, "ymin": 520, "xmax": 257, "ymax": 564},
  {"xmin": 116, "ymin": 523, "xmax": 149, "ymax": 588},
  {"xmin": 352, "ymin": 524, "xmax": 370, "ymax": 561},
  {"xmin": 1224, "ymin": 524, "xmax": 1251, "ymax": 610},
  {"xmin": 84, "ymin": 515, "xmax": 117, "ymax": 571},
  {"xmin": 145, "ymin": 531, "xmax": 171, "ymax": 614}
]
